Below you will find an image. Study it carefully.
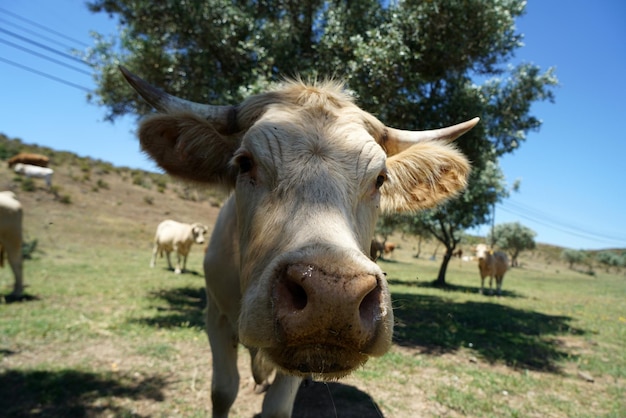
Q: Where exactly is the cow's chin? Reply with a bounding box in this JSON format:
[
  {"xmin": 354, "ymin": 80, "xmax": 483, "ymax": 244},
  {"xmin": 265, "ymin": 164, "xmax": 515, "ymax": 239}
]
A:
[{"xmin": 264, "ymin": 345, "xmax": 368, "ymax": 380}]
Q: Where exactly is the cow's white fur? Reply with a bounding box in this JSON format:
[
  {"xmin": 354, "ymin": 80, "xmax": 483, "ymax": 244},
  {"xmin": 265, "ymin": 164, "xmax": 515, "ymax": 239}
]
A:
[
  {"xmin": 0, "ymin": 191, "xmax": 24, "ymax": 296},
  {"xmin": 150, "ymin": 220, "xmax": 208, "ymax": 274},
  {"xmin": 124, "ymin": 71, "xmax": 476, "ymax": 417},
  {"xmin": 13, "ymin": 163, "xmax": 54, "ymax": 188},
  {"xmin": 475, "ymin": 243, "xmax": 509, "ymax": 295}
]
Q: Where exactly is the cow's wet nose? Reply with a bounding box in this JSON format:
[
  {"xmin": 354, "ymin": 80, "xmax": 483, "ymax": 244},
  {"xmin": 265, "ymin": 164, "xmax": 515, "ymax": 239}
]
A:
[{"xmin": 273, "ymin": 263, "xmax": 383, "ymax": 347}]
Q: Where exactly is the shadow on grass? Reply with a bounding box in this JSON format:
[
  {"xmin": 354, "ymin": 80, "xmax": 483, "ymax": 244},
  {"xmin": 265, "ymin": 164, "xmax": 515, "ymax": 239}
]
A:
[
  {"xmin": 387, "ymin": 278, "xmax": 523, "ymax": 298},
  {"xmin": 252, "ymin": 381, "xmax": 385, "ymax": 418},
  {"xmin": 392, "ymin": 292, "xmax": 584, "ymax": 372},
  {"xmin": 2, "ymin": 292, "xmax": 40, "ymax": 304},
  {"xmin": 130, "ymin": 286, "xmax": 206, "ymax": 331},
  {"xmin": 0, "ymin": 369, "xmax": 165, "ymax": 417}
]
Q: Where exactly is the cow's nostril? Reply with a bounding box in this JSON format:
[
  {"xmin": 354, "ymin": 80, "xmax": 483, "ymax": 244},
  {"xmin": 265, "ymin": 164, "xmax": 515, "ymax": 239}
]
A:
[
  {"xmin": 285, "ymin": 279, "xmax": 308, "ymax": 311},
  {"xmin": 275, "ymin": 273, "xmax": 308, "ymax": 313},
  {"xmin": 359, "ymin": 282, "xmax": 382, "ymax": 324}
]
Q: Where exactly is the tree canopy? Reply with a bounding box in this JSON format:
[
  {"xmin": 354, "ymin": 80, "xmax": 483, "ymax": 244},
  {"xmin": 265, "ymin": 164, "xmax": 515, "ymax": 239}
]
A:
[
  {"xmin": 86, "ymin": 0, "xmax": 558, "ymax": 284},
  {"xmin": 490, "ymin": 221, "xmax": 537, "ymax": 267}
]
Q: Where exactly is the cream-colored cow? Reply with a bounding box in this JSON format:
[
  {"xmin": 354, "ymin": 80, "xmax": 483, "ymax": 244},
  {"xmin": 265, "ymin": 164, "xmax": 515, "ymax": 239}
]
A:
[
  {"xmin": 475, "ymin": 243, "xmax": 509, "ymax": 295},
  {"xmin": 121, "ymin": 67, "xmax": 477, "ymax": 417},
  {"xmin": 0, "ymin": 191, "xmax": 24, "ymax": 297},
  {"xmin": 150, "ymin": 220, "xmax": 208, "ymax": 274}
]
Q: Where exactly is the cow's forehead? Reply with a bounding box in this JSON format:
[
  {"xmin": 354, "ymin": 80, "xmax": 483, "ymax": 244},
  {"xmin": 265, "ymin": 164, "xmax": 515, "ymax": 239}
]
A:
[{"xmin": 242, "ymin": 103, "xmax": 385, "ymax": 162}]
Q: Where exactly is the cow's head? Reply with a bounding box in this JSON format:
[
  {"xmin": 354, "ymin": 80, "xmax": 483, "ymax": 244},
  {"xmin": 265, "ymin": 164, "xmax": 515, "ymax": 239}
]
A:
[
  {"xmin": 475, "ymin": 243, "xmax": 491, "ymax": 261},
  {"xmin": 190, "ymin": 223, "xmax": 208, "ymax": 245},
  {"xmin": 121, "ymin": 67, "xmax": 476, "ymax": 378}
]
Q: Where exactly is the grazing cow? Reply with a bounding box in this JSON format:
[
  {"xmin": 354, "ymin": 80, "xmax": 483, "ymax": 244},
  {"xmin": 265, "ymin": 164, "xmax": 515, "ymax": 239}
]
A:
[
  {"xmin": 150, "ymin": 220, "xmax": 208, "ymax": 274},
  {"xmin": 475, "ymin": 243, "xmax": 508, "ymax": 295},
  {"xmin": 7, "ymin": 152, "xmax": 49, "ymax": 168},
  {"xmin": 121, "ymin": 67, "xmax": 477, "ymax": 417},
  {"xmin": 0, "ymin": 191, "xmax": 24, "ymax": 296},
  {"xmin": 453, "ymin": 248, "xmax": 463, "ymax": 258},
  {"xmin": 384, "ymin": 242, "xmax": 396, "ymax": 256},
  {"xmin": 13, "ymin": 163, "xmax": 54, "ymax": 188}
]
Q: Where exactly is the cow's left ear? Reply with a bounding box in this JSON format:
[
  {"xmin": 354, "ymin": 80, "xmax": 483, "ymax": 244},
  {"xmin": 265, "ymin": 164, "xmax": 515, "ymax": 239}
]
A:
[
  {"xmin": 139, "ymin": 112, "xmax": 240, "ymax": 187},
  {"xmin": 379, "ymin": 141, "xmax": 470, "ymax": 213}
]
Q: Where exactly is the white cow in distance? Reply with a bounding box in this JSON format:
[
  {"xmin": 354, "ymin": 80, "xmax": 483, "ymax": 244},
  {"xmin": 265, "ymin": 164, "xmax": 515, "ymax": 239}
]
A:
[
  {"xmin": 121, "ymin": 66, "xmax": 477, "ymax": 417},
  {"xmin": 0, "ymin": 191, "xmax": 24, "ymax": 297},
  {"xmin": 151, "ymin": 220, "xmax": 208, "ymax": 274},
  {"xmin": 13, "ymin": 163, "xmax": 54, "ymax": 188},
  {"xmin": 475, "ymin": 243, "xmax": 509, "ymax": 295}
]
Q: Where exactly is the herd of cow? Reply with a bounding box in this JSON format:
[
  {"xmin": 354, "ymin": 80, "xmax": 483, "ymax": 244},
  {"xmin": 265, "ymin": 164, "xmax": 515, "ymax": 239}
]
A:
[{"xmin": 1, "ymin": 68, "xmax": 509, "ymax": 417}]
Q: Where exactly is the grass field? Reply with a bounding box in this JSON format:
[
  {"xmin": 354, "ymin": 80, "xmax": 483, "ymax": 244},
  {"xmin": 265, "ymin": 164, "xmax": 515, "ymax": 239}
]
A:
[{"xmin": 1, "ymin": 156, "xmax": 625, "ymax": 417}]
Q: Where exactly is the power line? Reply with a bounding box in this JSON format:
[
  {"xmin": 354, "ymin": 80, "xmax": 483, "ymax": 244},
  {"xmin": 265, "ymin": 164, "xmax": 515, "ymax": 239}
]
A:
[
  {"xmin": 0, "ymin": 7, "xmax": 89, "ymax": 48},
  {"xmin": 497, "ymin": 200, "xmax": 626, "ymax": 247},
  {"xmin": 0, "ymin": 27, "xmax": 88, "ymax": 66},
  {"xmin": 0, "ymin": 38, "xmax": 92, "ymax": 76},
  {"xmin": 0, "ymin": 17, "xmax": 79, "ymax": 51},
  {"xmin": 504, "ymin": 198, "xmax": 626, "ymax": 242},
  {"xmin": 0, "ymin": 56, "xmax": 92, "ymax": 92}
]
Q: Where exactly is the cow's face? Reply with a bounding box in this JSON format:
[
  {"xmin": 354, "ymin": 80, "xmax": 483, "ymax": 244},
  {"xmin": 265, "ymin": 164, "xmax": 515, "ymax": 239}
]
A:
[
  {"xmin": 475, "ymin": 243, "xmax": 490, "ymax": 261},
  {"xmin": 191, "ymin": 223, "xmax": 208, "ymax": 245},
  {"xmin": 122, "ymin": 68, "xmax": 475, "ymax": 378}
]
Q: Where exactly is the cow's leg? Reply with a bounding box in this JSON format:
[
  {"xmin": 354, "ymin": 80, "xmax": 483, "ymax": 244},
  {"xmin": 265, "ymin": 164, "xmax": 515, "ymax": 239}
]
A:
[
  {"xmin": 7, "ymin": 246, "xmax": 23, "ymax": 296},
  {"xmin": 479, "ymin": 276, "xmax": 485, "ymax": 294},
  {"xmin": 261, "ymin": 372, "xmax": 302, "ymax": 418},
  {"xmin": 489, "ymin": 275, "xmax": 494, "ymax": 295},
  {"xmin": 150, "ymin": 244, "xmax": 158, "ymax": 268},
  {"xmin": 174, "ymin": 252, "xmax": 183, "ymax": 274},
  {"xmin": 496, "ymin": 276, "xmax": 503, "ymax": 296},
  {"xmin": 179, "ymin": 253, "xmax": 188, "ymax": 274},
  {"xmin": 206, "ymin": 296, "xmax": 240, "ymax": 418},
  {"xmin": 164, "ymin": 251, "xmax": 174, "ymax": 270}
]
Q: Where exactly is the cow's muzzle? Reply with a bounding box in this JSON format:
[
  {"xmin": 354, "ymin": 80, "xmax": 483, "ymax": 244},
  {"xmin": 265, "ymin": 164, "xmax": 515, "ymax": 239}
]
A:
[{"xmin": 269, "ymin": 262, "xmax": 389, "ymax": 377}]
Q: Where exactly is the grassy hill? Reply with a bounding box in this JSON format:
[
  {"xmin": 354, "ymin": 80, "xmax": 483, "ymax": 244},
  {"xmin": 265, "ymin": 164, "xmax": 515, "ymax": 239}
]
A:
[{"xmin": 0, "ymin": 133, "xmax": 227, "ymax": 255}]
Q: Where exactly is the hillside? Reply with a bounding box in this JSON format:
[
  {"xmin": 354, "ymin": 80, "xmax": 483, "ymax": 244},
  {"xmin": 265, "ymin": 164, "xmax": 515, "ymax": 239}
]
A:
[{"xmin": 0, "ymin": 133, "xmax": 227, "ymax": 260}]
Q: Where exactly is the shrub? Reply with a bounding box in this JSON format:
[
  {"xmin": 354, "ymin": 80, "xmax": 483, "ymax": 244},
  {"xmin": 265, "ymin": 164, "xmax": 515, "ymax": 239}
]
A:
[{"xmin": 20, "ymin": 178, "xmax": 36, "ymax": 192}]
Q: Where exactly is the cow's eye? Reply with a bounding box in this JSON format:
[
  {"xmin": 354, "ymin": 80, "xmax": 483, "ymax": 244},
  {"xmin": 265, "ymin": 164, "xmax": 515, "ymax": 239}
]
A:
[
  {"xmin": 375, "ymin": 174, "xmax": 386, "ymax": 189},
  {"xmin": 236, "ymin": 155, "xmax": 254, "ymax": 174}
]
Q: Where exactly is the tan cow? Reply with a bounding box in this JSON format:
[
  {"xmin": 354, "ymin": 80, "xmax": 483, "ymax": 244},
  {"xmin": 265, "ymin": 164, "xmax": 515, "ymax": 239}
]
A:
[
  {"xmin": 7, "ymin": 152, "xmax": 49, "ymax": 168},
  {"xmin": 0, "ymin": 191, "xmax": 24, "ymax": 297},
  {"xmin": 121, "ymin": 67, "xmax": 477, "ymax": 417},
  {"xmin": 475, "ymin": 243, "xmax": 509, "ymax": 295},
  {"xmin": 150, "ymin": 220, "xmax": 208, "ymax": 274}
]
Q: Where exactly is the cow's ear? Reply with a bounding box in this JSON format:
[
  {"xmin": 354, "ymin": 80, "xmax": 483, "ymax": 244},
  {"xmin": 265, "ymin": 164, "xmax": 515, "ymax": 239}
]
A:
[
  {"xmin": 379, "ymin": 141, "xmax": 470, "ymax": 213},
  {"xmin": 138, "ymin": 112, "xmax": 240, "ymax": 186}
]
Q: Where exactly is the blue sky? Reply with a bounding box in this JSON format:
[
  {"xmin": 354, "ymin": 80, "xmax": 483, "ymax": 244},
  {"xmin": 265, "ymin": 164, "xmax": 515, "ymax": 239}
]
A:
[{"xmin": 1, "ymin": 1, "xmax": 624, "ymax": 250}]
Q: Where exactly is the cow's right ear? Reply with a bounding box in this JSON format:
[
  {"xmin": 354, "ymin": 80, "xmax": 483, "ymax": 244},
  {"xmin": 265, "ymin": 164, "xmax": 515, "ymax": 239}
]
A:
[{"xmin": 138, "ymin": 112, "xmax": 240, "ymax": 186}]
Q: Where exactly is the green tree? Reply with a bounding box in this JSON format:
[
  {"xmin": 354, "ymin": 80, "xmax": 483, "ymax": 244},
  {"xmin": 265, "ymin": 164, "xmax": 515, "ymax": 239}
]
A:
[
  {"xmin": 490, "ymin": 222, "xmax": 536, "ymax": 267},
  {"xmin": 561, "ymin": 249, "xmax": 585, "ymax": 270},
  {"xmin": 86, "ymin": 0, "xmax": 557, "ymax": 285},
  {"xmin": 596, "ymin": 251, "xmax": 621, "ymax": 273}
]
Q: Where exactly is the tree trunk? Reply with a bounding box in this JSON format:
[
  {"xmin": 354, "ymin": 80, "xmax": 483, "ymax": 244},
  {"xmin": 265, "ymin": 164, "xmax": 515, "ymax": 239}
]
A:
[{"xmin": 434, "ymin": 247, "xmax": 453, "ymax": 287}]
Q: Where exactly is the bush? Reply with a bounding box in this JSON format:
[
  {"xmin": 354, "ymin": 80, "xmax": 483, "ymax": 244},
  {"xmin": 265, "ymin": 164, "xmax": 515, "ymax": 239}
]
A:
[{"xmin": 20, "ymin": 178, "xmax": 36, "ymax": 192}]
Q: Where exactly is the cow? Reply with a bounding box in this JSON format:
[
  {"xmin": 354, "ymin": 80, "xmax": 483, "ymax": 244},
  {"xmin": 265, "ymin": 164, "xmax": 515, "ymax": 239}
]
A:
[
  {"xmin": 7, "ymin": 152, "xmax": 49, "ymax": 168},
  {"xmin": 150, "ymin": 220, "xmax": 208, "ymax": 274},
  {"xmin": 120, "ymin": 66, "xmax": 477, "ymax": 417},
  {"xmin": 475, "ymin": 243, "xmax": 508, "ymax": 295},
  {"xmin": 13, "ymin": 163, "xmax": 54, "ymax": 188},
  {"xmin": 384, "ymin": 242, "xmax": 396, "ymax": 256},
  {"xmin": 0, "ymin": 191, "xmax": 24, "ymax": 297}
]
